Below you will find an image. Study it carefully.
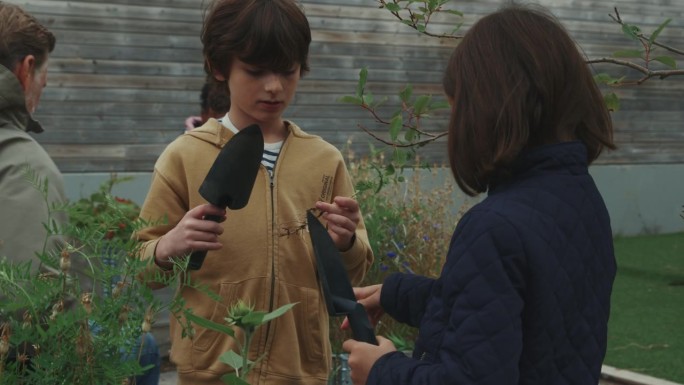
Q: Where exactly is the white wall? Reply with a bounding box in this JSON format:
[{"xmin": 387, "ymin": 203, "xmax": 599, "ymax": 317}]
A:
[{"xmin": 63, "ymin": 163, "xmax": 684, "ymax": 237}]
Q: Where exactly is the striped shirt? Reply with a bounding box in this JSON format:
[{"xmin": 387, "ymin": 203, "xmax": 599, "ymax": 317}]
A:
[{"xmin": 219, "ymin": 114, "xmax": 282, "ymax": 178}]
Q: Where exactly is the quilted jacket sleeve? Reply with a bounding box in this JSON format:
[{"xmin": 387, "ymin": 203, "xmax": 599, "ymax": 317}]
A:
[
  {"xmin": 381, "ymin": 273, "xmax": 436, "ymax": 328},
  {"xmin": 368, "ymin": 210, "xmax": 528, "ymax": 385}
]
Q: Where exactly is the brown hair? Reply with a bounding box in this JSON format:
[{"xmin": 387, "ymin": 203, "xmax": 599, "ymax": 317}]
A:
[
  {"xmin": 201, "ymin": 0, "xmax": 311, "ymax": 80},
  {"xmin": 0, "ymin": 2, "xmax": 56, "ymax": 72},
  {"xmin": 443, "ymin": 4, "xmax": 615, "ymax": 196}
]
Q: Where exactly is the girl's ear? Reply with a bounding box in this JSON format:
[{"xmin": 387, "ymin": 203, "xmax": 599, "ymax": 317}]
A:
[{"xmin": 15, "ymin": 55, "xmax": 36, "ymax": 92}]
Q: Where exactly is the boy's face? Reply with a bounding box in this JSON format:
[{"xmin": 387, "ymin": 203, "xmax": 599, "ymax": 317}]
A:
[{"xmin": 221, "ymin": 59, "xmax": 300, "ymax": 131}]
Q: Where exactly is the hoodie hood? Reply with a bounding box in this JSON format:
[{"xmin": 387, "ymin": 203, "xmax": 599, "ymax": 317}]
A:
[{"xmin": 185, "ymin": 117, "xmax": 316, "ymax": 148}]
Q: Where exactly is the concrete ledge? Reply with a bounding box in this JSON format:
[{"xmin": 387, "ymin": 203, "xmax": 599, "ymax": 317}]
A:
[{"xmin": 602, "ymin": 365, "xmax": 683, "ymax": 385}]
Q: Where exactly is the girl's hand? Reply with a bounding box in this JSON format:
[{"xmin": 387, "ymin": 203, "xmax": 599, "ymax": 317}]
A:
[{"xmin": 342, "ymin": 336, "xmax": 396, "ymax": 385}]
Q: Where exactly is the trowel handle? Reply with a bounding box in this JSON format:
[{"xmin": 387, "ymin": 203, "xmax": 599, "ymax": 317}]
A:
[
  {"xmin": 349, "ymin": 303, "xmax": 378, "ymax": 345},
  {"xmin": 187, "ymin": 214, "xmax": 223, "ymax": 270}
]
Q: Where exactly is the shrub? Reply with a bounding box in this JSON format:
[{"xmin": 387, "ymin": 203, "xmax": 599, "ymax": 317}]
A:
[{"xmin": 329, "ymin": 150, "xmax": 467, "ymax": 352}]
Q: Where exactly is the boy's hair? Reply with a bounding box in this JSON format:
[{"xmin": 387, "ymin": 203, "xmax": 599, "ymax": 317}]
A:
[
  {"xmin": 443, "ymin": 4, "xmax": 615, "ymax": 196},
  {"xmin": 201, "ymin": 0, "xmax": 311, "ymax": 79},
  {"xmin": 0, "ymin": 2, "xmax": 56, "ymax": 72}
]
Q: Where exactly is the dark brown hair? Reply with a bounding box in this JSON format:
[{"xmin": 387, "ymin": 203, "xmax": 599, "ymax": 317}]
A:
[
  {"xmin": 202, "ymin": 0, "xmax": 311, "ymax": 79},
  {"xmin": 0, "ymin": 2, "xmax": 56, "ymax": 72},
  {"xmin": 443, "ymin": 4, "xmax": 615, "ymax": 196}
]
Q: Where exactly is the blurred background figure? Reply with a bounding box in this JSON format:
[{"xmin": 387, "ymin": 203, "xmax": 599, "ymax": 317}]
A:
[{"xmin": 184, "ymin": 79, "xmax": 230, "ymax": 131}]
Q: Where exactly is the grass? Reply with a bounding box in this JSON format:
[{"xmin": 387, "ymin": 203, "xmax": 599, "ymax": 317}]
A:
[{"xmin": 604, "ymin": 232, "xmax": 684, "ymax": 383}]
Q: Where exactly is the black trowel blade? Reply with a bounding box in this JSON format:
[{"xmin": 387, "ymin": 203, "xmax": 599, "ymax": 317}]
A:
[{"xmin": 198, "ymin": 124, "xmax": 264, "ymax": 209}]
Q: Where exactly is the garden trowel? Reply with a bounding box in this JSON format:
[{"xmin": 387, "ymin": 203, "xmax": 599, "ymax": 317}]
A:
[
  {"xmin": 187, "ymin": 124, "xmax": 264, "ymax": 270},
  {"xmin": 306, "ymin": 210, "xmax": 378, "ymax": 345}
]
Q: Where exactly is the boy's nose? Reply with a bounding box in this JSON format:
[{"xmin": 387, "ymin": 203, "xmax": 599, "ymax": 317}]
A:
[{"xmin": 265, "ymin": 74, "xmax": 284, "ymax": 93}]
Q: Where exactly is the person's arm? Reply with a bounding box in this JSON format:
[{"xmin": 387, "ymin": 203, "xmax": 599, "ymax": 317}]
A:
[
  {"xmin": 315, "ymin": 160, "xmax": 373, "ymax": 286},
  {"xmin": 380, "ymin": 273, "xmax": 436, "ymax": 328},
  {"xmin": 134, "ymin": 144, "xmax": 224, "ymax": 287},
  {"xmin": 350, "ymin": 212, "xmax": 527, "ymax": 385}
]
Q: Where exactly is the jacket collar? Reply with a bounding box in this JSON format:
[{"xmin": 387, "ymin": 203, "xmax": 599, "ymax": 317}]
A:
[
  {"xmin": 185, "ymin": 118, "xmax": 311, "ymax": 148},
  {"xmin": 490, "ymin": 141, "xmax": 589, "ymax": 193},
  {"xmin": 0, "ymin": 65, "xmax": 44, "ymax": 133}
]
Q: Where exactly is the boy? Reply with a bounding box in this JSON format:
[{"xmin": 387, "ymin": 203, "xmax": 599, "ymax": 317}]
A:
[{"xmin": 136, "ymin": 1, "xmax": 374, "ymax": 384}]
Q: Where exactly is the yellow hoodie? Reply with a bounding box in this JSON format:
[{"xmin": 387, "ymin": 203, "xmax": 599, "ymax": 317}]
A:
[{"xmin": 136, "ymin": 119, "xmax": 373, "ymax": 385}]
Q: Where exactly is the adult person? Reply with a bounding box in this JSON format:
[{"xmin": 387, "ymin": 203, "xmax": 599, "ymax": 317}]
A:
[
  {"xmin": 342, "ymin": 4, "xmax": 617, "ymax": 385},
  {"xmin": 0, "ymin": 1, "xmax": 66, "ymax": 266},
  {"xmin": 135, "ymin": 1, "xmax": 374, "ymax": 384},
  {"xmin": 0, "ymin": 3, "xmax": 160, "ymax": 383}
]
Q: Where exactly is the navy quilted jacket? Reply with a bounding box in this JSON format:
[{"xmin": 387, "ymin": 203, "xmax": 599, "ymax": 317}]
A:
[{"xmin": 370, "ymin": 141, "xmax": 616, "ymax": 385}]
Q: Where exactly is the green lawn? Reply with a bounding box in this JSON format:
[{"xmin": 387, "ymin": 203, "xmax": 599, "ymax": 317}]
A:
[{"xmin": 604, "ymin": 232, "xmax": 684, "ymax": 383}]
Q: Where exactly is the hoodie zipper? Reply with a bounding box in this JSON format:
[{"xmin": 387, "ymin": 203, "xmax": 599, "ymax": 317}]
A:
[{"xmin": 255, "ymin": 130, "xmax": 289, "ymax": 376}]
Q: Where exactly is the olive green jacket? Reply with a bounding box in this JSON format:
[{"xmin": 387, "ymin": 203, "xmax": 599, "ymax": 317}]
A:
[{"xmin": 0, "ymin": 65, "xmax": 67, "ymax": 268}]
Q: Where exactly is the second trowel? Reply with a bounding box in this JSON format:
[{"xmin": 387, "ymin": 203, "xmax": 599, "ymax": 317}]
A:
[
  {"xmin": 307, "ymin": 210, "xmax": 378, "ymax": 345},
  {"xmin": 187, "ymin": 124, "xmax": 264, "ymax": 270}
]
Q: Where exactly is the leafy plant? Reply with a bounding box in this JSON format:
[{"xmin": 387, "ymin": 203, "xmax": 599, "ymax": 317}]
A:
[
  {"xmin": 0, "ymin": 171, "xmax": 179, "ymax": 384},
  {"xmin": 68, "ymin": 175, "xmax": 141, "ymax": 242},
  {"xmin": 180, "ymin": 300, "xmax": 296, "ymax": 385},
  {"xmin": 329, "ymin": 151, "xmax": 466, "ymax": 354}
]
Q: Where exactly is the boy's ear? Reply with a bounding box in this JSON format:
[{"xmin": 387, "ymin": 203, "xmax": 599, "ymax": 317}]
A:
[{"xmin": 14, "ymin": 55, "xmax": 36, "ymax": 92}]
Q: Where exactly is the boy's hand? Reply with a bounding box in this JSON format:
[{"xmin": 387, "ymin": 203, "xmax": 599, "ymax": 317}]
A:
[
  {"xmin": 154, "ymin": 204, "xmax": 226, "ymax": 267},
  {"xmin": 315, "ymin": 196, "xmax": 360, "ymax": 251}
]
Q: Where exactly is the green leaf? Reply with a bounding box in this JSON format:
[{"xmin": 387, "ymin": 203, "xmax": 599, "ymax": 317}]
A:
[
  {"xmin": 184, "ymin": 311, "xmax": 235, "ymax": 337},
  {"xmin": 399, "ymin": 85, "xmax": 413, "ymax": 104},
  {"xmin": 219, "ymin": 350, "xmax": 246, "ymax": 371},
  {"xmin": 621, "ymin": 23, "xmax": 641, "ymax": 41},
  {"xmin": 221, "ymin": 373, "xmax": 251, "ymax": 385},
  {"xmin": 445, "ymin": 9, "xmax": 464, "ymax": 17},
  {"xmin": 261, "ymin": 303, "xmax": 297, "ymax": 323},
  {"xmin": 389, "ymin": 115, "xmax": 403, "ymax": 141},
  {"xmin": 417, "ymin": 24, "xmax": 426, "ymax": 33},
  {"xmin": 356, "ymin": 67, "xmax": 368, "ymax": 98},
  {"xmin": 612, "ymin": 49, "xmax": 643, "ymax": 59},
  {"xmin": 430, "ymin": 100, "xmax": 450, "ymax": 110},
  {"xmin": 339, "ymin": 96, "xmax": 363, "ymax": 105},
  {"xmin": 604, "ymin": 92, "xmax": 620, "ymax": 112},
  {"xmin": 594, "ymin": 73, "xmax": 616, "ymax": 85},
  {"xmin": 362, "ymin": 91, "xmax": 375, "ymax": 106},
  {"xmin": 653, "ymin": 56, "xmax": 677, "ymax": 69},
  {"xmin": 392, "ymin": 148, "xmax": 408, "ymax": 164},
  {"xmin": 384, "ymin": 3, "xmax": 401, "ymax": 12},
  {"xmin": 413, "ymin": 95, "xmax": 431, "ymax": 115},
  {"xmin": 241, "ymin": 311, "xmax": 266, "ymax": 327},
  {"xmin": 649, "ymin": 18, "xmax": 671, "ymax": 45},
  {"xmin": 404, "ymin": 128, "xmax": 416, "ymax": 142},
  {"xmin": 385, "ymin": 164, "xmax": 396, "ymax": 176}
]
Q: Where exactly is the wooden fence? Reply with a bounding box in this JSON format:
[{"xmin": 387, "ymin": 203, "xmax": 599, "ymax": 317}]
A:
[{"xmin": 8, "ymin": 0, "xmax": 684, "ymax": 172}]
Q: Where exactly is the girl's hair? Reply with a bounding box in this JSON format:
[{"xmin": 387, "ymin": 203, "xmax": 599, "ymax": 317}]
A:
[
  {"xmin": 443, "ymin": 4, "xmax": 615, "ymax": 196},
  {"xmin": 202, "ymin": 0, "xmax": 311, "ymax": 79},
  {"xmin": 0, "ymin": 2, "xmax": 56, "ymax": 71}
]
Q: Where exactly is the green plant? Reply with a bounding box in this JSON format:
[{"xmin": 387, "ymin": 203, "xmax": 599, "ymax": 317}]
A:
[
  {"xmin": 345, "ymin": 2, "xmax": 683, "ymax": 162},
  {"xmin": 181, "ymin": 300, "xmax": 296, "ymax": 385},
  {"xmin": 68, "ymin": 175, "xmax": 141, "ymax": 242},
  {"xmin": 328, "ymin": 151, "xmax": 466, "ymax": 354},
  {"xmin": 0, "ymin": 171, "xmax": 179, "ymax": 384}
]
